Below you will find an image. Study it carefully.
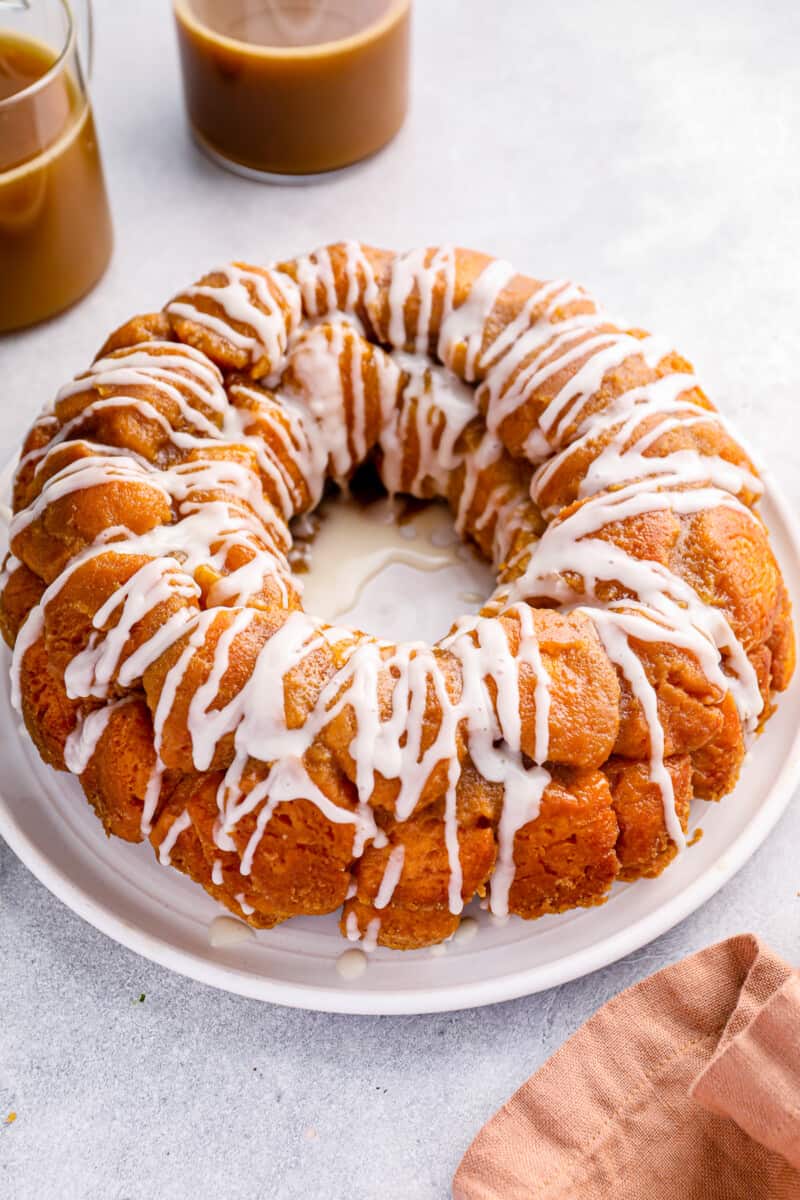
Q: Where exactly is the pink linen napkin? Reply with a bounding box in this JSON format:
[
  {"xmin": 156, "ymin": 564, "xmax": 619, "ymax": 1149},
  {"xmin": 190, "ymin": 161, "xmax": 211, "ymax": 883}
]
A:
[{"xmin": 454, "ymin": 934, "xmax": 800, "ymax": 1199}]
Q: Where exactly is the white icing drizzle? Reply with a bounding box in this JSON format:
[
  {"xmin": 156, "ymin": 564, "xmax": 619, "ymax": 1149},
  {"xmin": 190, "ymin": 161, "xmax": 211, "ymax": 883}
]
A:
[
  {"xmin": 387, "ymin": 245, "xmax": 456, "ymax": 352},
  {"xmin": 361, "ymin": 917, "xmax": 381, "ymax": 952},
  {"xmin": 63, "ymin": 698, "xmax": 132, "ymax": 775},
  {"xmin": 5, "ymin": 243, "xmax": 778, "ymax": 947},
  {"xmin": 591, "ymin": 611, "xmax": 683, "ymax": 847},
  {"xmin": 0, "ymin": 554, "xmax": 20, "ymax": 597},
  {"xmin": 335, "ymin": 947, "xmax": 368, "ymax": 979},
  {"xmin": 57, "ymin": 342, "xmax": 228, "ymax": 415},
  {"xmin": 380, "ymin": 353, "xmax": 476, "ymax": 498},
  {"xmin": 10, "ymin": 453, "xmax": 172, "ymax": 540},
  {"xmin": 374, "ymin": 844, "xmax": 405, "ymax": 909},
  {"xmin": 496, "ymin": 479, "xmax": 763, "ymax": 839},
  {"xmin": 158, "ymin": 809, "xmax": 191, "ymax": 865},
  {"xmin": 293, "ymin": 245, "xmax": 339, "ymax": 316},
  {"xmin": 342, "ymin": 240, "xmax": 379, "ymax": 313},
  {"xmin": 10, "ymin": 605, "xmax": 44, "ymax": 711},
  {"xmin": 439, "ymin": 258, "xmax": 516, "ymax": 380},
  {"xmin": 530, "ymin": 374, "xmax": 761, "ymax": 517},
  {"xmin": 140, "ymin": 758, "xmax": 165, "ymax": 837},
  {"xmin": 208, "ymin": 915, "xmax": 255, "ymax": 947},
  {"xmin": 283, "ymin": 321, "xmax": 400, "ymax": 483},
  {"xmin": 442, "ymin": 605, "xmax": 552, "ymax": 918},
  {"xmin": 452, "ymin": 915, "xmax": 479, "ymax": 945},
  {"xmin": 290, "ymin": 242, "xmax": 381, "ymax": 335}
]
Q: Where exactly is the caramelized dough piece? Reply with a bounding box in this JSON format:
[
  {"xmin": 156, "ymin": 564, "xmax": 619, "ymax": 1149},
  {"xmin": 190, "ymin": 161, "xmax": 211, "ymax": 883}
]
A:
[
  {"xmin": 499, "ymin": 608, "xmax": 620, "ymax": 768},
  {"xmin": 533, "ymin": 402, "xmax": 760, "ymax": 517},
  {"xmin": 227, "ymin": 376, "xmax": 321, "ymax": 517},
  {"xmin": 0, "ymin": 558, "xmax": 44, "ymax": 647},
  {"xmin": 142, "ymin": 607, "xmax": 349, "ymax": 775},
  {"xmin": 605, "ymin": 755, "xmax": 692, "ymax": 881},
  {"xmin": 277, "ymin": 242, "xmax": 394, "ymax": 339},
  {"xmin": 767, "ymin": 577, "xmax": 795, "ymax": 692},
  {"xmin": 96, "ymin": 312, "xmax": 174, "ymax": 357},
  {"xmin": 150, "ymin": 756, "xmax": 358, "ymax": 925},
  {"xmin": 166, "ymin": 262, "xmax": 301, "ymax": 379},
  {"xmin": 10, "ymin": 444, "xmax": 173, "ymax": 584},
  {"xmin": 15, "ymin": 633, "xmax": 81, "ymax": 770},
  {"xmin": 280, "ymin": 321, "xmax": 403, "ymax": 485},
  {"xmin": 44, "ymin": 341, "xmax": 227, "ymax": 469},
  {"xmin": 689, "ymin": 692, "xmax": 746, "ymax": 801},
  {"xmin": 342, "ymin": 765, "xmax": 498, "ymax": 949},
  {"xmin": 79, "ymin": 698, "xmax": 163, "ymax": 842},
  {"xmin": 39, "ymin": 551, "xmax": 200, "ymax": 695},
  {"xmin": 505, "ymin": 767, "xmax": 620, "ymax": 921}
]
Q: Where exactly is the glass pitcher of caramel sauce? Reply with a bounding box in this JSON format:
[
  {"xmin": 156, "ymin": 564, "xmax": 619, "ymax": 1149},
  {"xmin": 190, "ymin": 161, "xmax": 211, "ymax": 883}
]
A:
[{"xmin": 0, "ymin": 0, "xmax": 112, "ymax": 332}]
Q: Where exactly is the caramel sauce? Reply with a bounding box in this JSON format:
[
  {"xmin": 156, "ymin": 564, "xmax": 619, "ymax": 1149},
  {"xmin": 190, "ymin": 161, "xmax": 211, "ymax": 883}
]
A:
[
  {"xmin": 0, "ymin": 34, "xmax": 112, "ymax": 332},
  {"xmin": 0, "ymin": 33, "xmax": 53, "ymax": 100},
  {"xmin": 173, "ymin": 0, "xmax": 410, "ymax": 176}
]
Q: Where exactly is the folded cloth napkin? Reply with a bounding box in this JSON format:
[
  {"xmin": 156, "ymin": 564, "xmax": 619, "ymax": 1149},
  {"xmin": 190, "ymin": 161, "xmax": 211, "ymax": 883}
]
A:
[{"xmin": 454, "ymin": 935, "xmax": 800, "ymax": 1199}]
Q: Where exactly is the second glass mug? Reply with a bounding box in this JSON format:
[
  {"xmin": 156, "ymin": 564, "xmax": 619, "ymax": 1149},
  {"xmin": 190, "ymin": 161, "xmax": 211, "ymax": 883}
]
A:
[{"xmin": 0, "ymin": 0, "xmax": 113, "ymax": 333}]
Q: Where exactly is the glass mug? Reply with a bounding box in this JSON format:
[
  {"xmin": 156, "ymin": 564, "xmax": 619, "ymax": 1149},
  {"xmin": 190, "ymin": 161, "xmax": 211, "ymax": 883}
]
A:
[
  {"xmin": 0, "ymin": 0, "xmax": 113, "ymax": 332},
  {"xmin": 173, "ymin": 0, "xmax": 411, "ymax": 179}
]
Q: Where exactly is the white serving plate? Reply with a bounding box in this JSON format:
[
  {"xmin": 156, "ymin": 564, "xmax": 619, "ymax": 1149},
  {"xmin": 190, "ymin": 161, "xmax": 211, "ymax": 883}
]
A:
[{"xmin": 0, "ymin": 468, "xmax": 799, "ymax": 1015}]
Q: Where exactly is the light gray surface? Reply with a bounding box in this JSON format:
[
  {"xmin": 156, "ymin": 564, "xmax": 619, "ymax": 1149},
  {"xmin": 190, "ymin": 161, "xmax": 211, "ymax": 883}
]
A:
[{"xmin": 1, "ymin": 1, "xmax": 800, "ymax": 1196}]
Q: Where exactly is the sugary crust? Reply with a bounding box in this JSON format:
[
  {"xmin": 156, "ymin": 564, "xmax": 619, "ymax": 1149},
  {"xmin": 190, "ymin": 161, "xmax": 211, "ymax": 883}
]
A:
[{"xmin": 1, "ymin": 242, "xmax": 794, "ymax": 950}]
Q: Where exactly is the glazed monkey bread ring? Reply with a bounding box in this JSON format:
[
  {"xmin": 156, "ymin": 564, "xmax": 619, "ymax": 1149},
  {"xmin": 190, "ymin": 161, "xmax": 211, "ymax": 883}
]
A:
[{"xmin": 1, "ymin": 243, "xmax": 794, "ymax": 951}]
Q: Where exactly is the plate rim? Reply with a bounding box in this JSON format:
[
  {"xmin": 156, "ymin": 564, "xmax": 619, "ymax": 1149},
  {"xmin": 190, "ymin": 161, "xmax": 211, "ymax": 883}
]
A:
[{"xmin": 0, "ymin": 465, "xmax": 799, "ymax": 1014}]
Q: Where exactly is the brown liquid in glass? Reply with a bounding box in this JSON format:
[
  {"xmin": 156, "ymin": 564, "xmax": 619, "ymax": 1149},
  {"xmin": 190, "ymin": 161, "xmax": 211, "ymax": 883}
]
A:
[
  {"xmin": 0, "ymin": 34, "xmax": 113, "ymax": 332},
  {"xmin": 174, "ymin": 0, "xmax": 410, "ymax": 176}
]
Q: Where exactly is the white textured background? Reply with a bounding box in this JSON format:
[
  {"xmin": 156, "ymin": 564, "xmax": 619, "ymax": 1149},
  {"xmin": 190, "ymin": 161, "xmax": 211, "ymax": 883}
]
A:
[{"xmin": 1, "ymin": 1, "xmax": 800, "ymax": 1197}]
